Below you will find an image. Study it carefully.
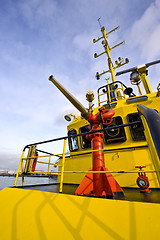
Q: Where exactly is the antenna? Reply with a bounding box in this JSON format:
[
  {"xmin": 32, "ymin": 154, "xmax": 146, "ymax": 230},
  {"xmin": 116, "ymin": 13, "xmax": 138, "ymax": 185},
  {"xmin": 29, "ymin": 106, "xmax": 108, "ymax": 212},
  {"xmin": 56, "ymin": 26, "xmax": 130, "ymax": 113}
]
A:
[{"xmin": 97, "ymin": 18, "xmax": 102, "ymax": 28}]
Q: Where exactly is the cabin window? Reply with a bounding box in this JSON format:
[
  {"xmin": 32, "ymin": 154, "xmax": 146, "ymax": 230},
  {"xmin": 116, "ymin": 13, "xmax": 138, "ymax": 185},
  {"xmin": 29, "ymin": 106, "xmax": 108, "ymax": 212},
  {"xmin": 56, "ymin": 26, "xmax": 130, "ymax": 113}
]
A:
[
  {"xmin": 68, "ymin": 129, "xmax": 78, "ymax": 151},
  {"xmin": 79, "ymin": 125, "xmax": 91, "ymax": 149},
  {"xmin": 127, "ymin": 113, "xmax": 145, "ymax": 141},
  {"xmin": 103, "ymin": 116, "xmax": 126, "ymax": 144}
]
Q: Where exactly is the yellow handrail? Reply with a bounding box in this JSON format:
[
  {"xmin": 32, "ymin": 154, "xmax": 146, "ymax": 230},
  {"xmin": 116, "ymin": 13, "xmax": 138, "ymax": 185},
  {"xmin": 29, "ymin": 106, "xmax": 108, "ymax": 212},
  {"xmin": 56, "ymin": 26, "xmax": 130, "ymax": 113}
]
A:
[
  {"xmin": 14, "ymin": 150, "xmax": 25, "ymax": 186},
  {"xmin": 59, "ymin": 139, "xmax": 67, "ymax": 193}
]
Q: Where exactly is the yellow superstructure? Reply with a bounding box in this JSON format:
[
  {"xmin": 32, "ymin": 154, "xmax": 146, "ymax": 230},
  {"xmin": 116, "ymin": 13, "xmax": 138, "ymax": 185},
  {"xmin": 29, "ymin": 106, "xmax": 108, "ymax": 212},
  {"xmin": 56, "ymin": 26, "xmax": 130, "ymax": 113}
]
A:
[{"xmin": 63, "ymin": 91, "xmax": 160, "ymax": 188}]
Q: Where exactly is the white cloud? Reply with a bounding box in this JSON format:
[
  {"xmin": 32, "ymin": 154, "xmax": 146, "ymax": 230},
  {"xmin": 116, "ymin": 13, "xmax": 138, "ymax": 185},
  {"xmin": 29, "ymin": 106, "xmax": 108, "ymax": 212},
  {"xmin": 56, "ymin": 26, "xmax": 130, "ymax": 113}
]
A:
[
  {"xmin": 130, "ymin": 0, "xmax": 160, "ymax": 60},
  {"xmin": 18, "ymin": 0, "xmax": 58, "ymax": 29}
]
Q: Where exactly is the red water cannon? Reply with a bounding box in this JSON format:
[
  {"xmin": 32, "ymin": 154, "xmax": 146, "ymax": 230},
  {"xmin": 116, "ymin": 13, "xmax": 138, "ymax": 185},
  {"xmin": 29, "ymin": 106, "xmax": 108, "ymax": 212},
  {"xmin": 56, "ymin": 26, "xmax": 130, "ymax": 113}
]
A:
[
  {"xmin": 49, "ymin": 75, "xmax": 124, "ymax": 198},
  {"xmin": 135, "ymin": 166, "xmax": 151, "ymax": 193},
  {"xmin": 86, "ymin": 108, "xmax": 113, "ymax": 126},
  {"xmin": 76, "ymin": 107, "xmax": 124, "ymax": 198}
]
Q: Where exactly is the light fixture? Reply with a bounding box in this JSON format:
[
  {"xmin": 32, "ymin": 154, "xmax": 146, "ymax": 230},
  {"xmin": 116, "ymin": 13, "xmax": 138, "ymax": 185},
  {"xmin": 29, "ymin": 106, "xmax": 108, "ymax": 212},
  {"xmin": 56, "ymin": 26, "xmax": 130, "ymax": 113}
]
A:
[
  {"xmin": 64, "ymin": 114, "xmax": 76, "ymax": 122},
  {"xmin": 130, "ymin": 71, "xmax": 140, "ymax": 81}
]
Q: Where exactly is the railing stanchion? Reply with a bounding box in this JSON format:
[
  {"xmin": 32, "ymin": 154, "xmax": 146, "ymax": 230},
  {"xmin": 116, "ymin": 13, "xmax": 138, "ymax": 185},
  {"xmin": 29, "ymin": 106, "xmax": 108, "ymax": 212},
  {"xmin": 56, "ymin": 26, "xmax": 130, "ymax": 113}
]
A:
[
  {"xmin": 48, "ymin": 156, "xmax": 51, "ymax": 172},
  {"xmin": 21, "ymin": 160, "xmax": 24, "ymax": 186},
  {"xmin": 14, "ymin": 150, "xmax": 25, "ymax": 187},
  {"xmin": 59, "ymin": 139, "xmax": 67, "ymax": 193}
]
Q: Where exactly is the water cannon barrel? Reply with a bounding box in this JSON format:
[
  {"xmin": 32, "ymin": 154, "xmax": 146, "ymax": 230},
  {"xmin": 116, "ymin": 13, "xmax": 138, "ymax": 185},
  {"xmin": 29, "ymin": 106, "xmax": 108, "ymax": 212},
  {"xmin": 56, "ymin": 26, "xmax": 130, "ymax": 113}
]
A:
[{"xmin": 49, "ymin": 75, "xmax": 90, "ymax": 119}]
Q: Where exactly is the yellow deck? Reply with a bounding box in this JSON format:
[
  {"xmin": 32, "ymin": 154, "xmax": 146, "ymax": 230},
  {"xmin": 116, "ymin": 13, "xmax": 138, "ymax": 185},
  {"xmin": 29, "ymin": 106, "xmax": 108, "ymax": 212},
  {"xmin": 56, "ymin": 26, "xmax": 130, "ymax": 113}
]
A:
[{"xmin": 0, "ymin": 187, "xmax": 160, "ymax": 240}]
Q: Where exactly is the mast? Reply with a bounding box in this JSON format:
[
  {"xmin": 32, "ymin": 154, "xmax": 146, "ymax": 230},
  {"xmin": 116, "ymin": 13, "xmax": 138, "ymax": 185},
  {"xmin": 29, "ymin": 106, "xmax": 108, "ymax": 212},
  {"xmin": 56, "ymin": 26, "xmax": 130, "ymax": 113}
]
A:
[{"xmin": 93, "ymin": 25, "xmax": 129, "ymax": 83}]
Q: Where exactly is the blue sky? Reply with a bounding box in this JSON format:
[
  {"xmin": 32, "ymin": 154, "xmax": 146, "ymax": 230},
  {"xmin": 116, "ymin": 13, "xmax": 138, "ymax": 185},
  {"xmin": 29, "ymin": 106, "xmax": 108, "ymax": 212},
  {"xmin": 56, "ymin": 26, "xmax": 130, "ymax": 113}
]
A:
[{"xmin": 0, "ymin": 0, "xmax": 160, "ymax": 170}]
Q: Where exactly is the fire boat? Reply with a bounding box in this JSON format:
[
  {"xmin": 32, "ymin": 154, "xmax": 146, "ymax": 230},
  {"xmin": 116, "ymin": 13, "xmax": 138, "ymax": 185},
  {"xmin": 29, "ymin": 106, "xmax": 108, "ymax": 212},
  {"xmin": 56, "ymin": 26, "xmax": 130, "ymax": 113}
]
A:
[{"xmin": 0, "ymin": 24, "xmax": 160, "ymax": 239}]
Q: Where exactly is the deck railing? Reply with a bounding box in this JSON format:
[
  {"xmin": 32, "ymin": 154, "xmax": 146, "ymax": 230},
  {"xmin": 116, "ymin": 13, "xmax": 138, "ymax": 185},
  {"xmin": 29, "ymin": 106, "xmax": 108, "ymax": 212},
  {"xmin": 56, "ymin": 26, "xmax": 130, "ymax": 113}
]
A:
[
  {"xmin": 97, "ymin": 81, "xmax": 136, "ymax": 106},
  {"xmin": 14, "ymin": 120, "xmax": 157, "ymax": 192}
]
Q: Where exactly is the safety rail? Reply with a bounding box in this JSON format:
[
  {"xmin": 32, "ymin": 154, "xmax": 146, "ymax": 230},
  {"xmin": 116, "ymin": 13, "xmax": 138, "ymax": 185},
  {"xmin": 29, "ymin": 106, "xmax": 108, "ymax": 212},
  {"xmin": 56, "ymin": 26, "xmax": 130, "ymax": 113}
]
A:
[
  {"xmin": 14, "ymin": 120, "xmax": 147, "ymax": 193},
  {"xmin": 97, "ymin": 81, "xmax": 135, "ymax": 106}
]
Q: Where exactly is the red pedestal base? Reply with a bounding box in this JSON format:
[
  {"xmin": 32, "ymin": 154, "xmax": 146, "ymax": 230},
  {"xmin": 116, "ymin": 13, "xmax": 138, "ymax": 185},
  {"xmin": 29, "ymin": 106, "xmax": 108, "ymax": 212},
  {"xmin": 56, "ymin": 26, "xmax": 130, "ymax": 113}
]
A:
[{"xmin": 75, "ymin": 167, "xmax": 124, "ymax": 198}]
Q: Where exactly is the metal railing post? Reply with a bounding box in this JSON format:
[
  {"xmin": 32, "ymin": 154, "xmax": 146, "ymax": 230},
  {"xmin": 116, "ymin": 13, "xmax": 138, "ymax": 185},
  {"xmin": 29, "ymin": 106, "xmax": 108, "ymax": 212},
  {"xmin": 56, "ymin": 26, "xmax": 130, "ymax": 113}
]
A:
[
  {"xmin": 59, "ymin": 139, "xmax": 67, "ymax": 193},
  {"xmin": 14, "ymin": 150, "xmax": 25, "ymax": 187},
  {"xmin": 21, "ymin": 160, "xmax": 24, "ymax": 186},
  {"xmin": 48, "ymin": 156, "xmax": 51, "ymax": 172}
]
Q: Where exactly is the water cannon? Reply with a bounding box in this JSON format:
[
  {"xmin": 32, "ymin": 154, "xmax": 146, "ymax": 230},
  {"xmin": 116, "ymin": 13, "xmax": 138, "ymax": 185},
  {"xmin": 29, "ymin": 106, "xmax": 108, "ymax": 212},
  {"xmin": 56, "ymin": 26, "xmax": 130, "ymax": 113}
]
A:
[
  {"xmin": 49, "ymin": 75, "xmax": 90, "ymax": 119},
  {"xmin": 49, "ymin": 75, "xmax": 124, "ymax": 198},
  {"xmin": 49, "ymin": 75, "xmax": 114, "ymax": 125}
]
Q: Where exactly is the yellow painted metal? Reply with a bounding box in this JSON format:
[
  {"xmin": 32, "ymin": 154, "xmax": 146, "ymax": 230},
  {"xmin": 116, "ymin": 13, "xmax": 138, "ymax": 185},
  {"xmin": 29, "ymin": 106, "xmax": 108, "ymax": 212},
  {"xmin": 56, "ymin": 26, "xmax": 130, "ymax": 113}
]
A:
[
  {"xmin": 59, "ymin": 139, "xmax": 67, "ymax": 193},
  {"xmin": 47, "ymin": 156, "xmax": 51, "ymax": 172},
  {"xmin": 19, "ymin": 170, "xmax": 156, "ymax": 174},
  {"xmin": 14, "ymin": 150, "xmax": 25, "ymax": 186},
  {"xmin": 140, "ymin": 73, "xmax": 153, "ymax": 94},
  {"xmin": 24, "ymin": 145, "xmax": 36, "ymax": 173},
  {"xmin": 63, "ymin": 92, "xmax": 160, "ymax": 187},
  {"xmin": 101, "ymin": 26, "xmax": 116, "ymax": 84},
  {"xmin": 137, "ymin": 83, "xmax": 143, "ymax": 95},
  {"xmin": 156, "ymin": 83, "xmax": 160, "ymax": 96},
  {"xmin": 27, "ymin": 171, "xmax": 60, "ymax": 175},
  {"xmin": 98, "ymin": 80, "xmax": 126, "ymax": 105},
  {"xmin": 0, "ymin": 187, "xmax": 160, "ymax": 240},
  {"xmin": 23, "ymin": 153, "xmax": 62, "ymax": 159},
  {"xmin": 15, "ymin": 92, "xmax": 160, "ymax": 189},
  {"xmin": 49, "ymin": 75, "xmax": 90, "ymax": 118}
]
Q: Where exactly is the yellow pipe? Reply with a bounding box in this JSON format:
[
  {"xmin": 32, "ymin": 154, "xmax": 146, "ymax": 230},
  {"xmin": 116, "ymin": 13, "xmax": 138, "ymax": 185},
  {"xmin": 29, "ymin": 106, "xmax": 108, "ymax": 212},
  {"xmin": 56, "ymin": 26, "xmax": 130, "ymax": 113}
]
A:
[
  {"xmin": 121, "ymin": 84, "xmax": 126, "ymax": 99},
  {"xmin": 47, "ymin": 156, "xmax": 51, "ymax": 172},
  {"xmin": 14, "ymin": 150, "xmax": 25, "ymax": 186},
  {"xmin": 137, "ymin": 84, "xmax": 143, "ymax": 95},
  {"xmin": 28, "ymin": 171, "xmax": 60, "ymax": 174},
  {"xmin": 27, "ymin": 170, "xmax": 156, "ymax": 174},
  {"xmin": 140, "ymin": 73, "xmax": 152, "ymax": 94},
  {"xmin": 63, "ymin": 170, "xmax": 156, "ymax": 174},
  {"xmin": 21, "ymin": 160, "xmax": 24, "ymax": 186},
  {"xmin": 101, "ymin": 27, "xmax": 116, "ymax": 84},
  {"xmin": 59, "ymin": 139, "xmax": 67, "ymax": 193},
  {"xmin": 36, "ymin": 160, "xmax": 60, "ymax": 166}
]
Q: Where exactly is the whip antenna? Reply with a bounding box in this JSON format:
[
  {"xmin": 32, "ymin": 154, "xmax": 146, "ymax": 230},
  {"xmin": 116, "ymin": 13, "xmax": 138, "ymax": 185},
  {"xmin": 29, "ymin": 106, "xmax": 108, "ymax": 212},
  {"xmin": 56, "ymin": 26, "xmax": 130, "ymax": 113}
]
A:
[{"xmin": 97, "ymin": 18, "xmax": 102, "ymax": 28}]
